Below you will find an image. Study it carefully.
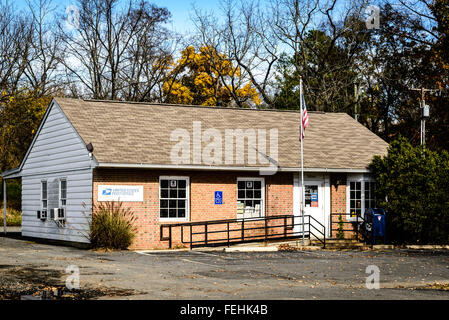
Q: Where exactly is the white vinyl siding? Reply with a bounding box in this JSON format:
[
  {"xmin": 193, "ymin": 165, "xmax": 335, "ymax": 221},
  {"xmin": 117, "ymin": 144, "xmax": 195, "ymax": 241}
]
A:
[
  {"xmin": 20, "ymin": 104, "xmax": 93, "ymax": 176},
  {"xmin": 20, "ymin": 101, "xmax": 94, "ymax": 243}
]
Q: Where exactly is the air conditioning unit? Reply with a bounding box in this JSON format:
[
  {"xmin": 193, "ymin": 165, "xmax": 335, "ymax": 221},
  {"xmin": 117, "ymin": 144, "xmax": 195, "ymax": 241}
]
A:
[
  {"xmin": 50, "ymin": 208, "xmax": 66, "ymax": 221},
  {"xmin": 57, "ymin": 208, "xmax": 66, "ymax": 220},
  {"xmin": 50, "ymin": 208, "xmax": 56, "ymax": 220},
  {"xmin": 37, "ymin": 210, "xmax": 47, "ymax": 220}
]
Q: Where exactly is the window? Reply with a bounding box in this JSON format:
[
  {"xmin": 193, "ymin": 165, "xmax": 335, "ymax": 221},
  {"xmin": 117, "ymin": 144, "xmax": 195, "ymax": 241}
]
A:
[
  {"xmin": 305, "ymin": 185, "xmax": 319, "ymax": 207},
  {"xmin": 364, "ymin": 181, "xmax": 376, "ymax": 210},
  {"xmin": 237, "ymin": 178, "xmax": 264, "ymax": 219},
  {"xmin": 41, "ymin": 181, "xmax": 47, "ymax": 210},
  {"xmin": 60, "ymin": 179, "xmax": 67, "ymax": 207},
  {"xmin": 348, "ymin": 179, "xmax": 376, "ymax": 219},
  {"xmin": 159, "ymin": 177, "xmax": 189, "ymax": 220},
  {"xmin": 349, "ymin": 181, "xmax": 362, "ymax": 218}
]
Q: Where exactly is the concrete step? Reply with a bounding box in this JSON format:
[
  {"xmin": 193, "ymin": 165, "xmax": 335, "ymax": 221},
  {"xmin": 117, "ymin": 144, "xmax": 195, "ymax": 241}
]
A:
[
  {"xmin": 310, "ymin": 238, "xmax": 368, "ymax": 249},
  {"xmin": 311, "ymin": 239, "xmax": 360, "ymax": 245}
]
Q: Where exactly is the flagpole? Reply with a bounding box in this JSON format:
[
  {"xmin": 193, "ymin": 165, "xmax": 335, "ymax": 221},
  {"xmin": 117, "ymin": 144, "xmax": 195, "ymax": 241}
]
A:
[{"xmin": 300, "ymin": 77, "xmax": 305, "ymax": 246}]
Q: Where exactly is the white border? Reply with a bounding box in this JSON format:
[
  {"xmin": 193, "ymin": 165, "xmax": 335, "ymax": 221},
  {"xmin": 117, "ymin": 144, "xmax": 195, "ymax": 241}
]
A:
[
  {"xmin": 293, "ymin": 174, "xmax": 330, "ymax": 237},
  {"xmin": 346, "ymin": 173, "xmax": 374, "ymax": 221},
  {"xmin": 159, "ymin": 176, "xmax": 190, "ymax": 222},
  {"xmin": 40, "ymin": 179, "xmax": 47, "ymax": 219},
  {"xmin": 59, "ymin": 177, "xmax": 67, "ymax": 209},
  {"xmin": 236, "ymin": 177, "xmax": 265, "ymax": 218}
]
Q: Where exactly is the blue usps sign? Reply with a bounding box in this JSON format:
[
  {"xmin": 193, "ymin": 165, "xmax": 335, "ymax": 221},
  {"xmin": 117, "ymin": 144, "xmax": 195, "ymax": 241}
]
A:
[{"xmin": 214, "ymin": 191, "xmax": 223, "ymax": 205}]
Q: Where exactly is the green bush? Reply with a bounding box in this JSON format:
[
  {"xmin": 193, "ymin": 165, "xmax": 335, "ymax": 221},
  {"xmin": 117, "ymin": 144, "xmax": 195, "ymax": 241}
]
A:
[
  {"xmin": 0, "ymin": 207, "xmax": 21, "ymax": 226},
  {"xmin": 89, "ymin": 201, "xmax": 137, "ymax": 250},
  {"xmin": 370, "ymin": 137, "xmax": 449, "ymax": 244},
  {"xmin": 336, "ymin": 215, "xmax": 345, "ymax": 239},
  {"xmin": 0, "ymin": 179, "xmax": 21, "ymax": 211}
]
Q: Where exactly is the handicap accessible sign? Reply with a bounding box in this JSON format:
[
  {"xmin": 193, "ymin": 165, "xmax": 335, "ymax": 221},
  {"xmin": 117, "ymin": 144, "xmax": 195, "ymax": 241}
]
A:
[{"xmin": 214, "ymin": 191, "xmax": 223, "ymax": 205}]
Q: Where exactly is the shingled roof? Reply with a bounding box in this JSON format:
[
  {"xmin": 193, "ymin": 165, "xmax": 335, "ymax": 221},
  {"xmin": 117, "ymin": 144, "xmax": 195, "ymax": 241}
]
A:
[{"xmin": 54, "ymin": 98, "xmax": 388, "ymax": 171}]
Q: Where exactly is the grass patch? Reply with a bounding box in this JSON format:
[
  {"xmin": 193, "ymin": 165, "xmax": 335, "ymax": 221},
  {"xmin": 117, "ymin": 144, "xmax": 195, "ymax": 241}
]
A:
[
  {"xmin": 0, "ymin": 208, "xmax": 21, "ymax": 226},
  {"xmin": 420, "ymin": 282, "xmax": 449, "ymax": 291}
]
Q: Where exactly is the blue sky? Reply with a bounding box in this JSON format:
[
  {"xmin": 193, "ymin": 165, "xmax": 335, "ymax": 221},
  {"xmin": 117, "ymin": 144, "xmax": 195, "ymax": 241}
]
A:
[
  {"xmin": 12, "ymin": 0, "xmax": 223, "ymax": 33},
  {"xmin": 152, "ymin": 0, "xmax": 222, "ymax": 33}
]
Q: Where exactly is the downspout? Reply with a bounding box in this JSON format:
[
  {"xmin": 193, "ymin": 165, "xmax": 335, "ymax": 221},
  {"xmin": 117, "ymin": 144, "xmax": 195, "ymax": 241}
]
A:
[{"xmin": 3, "ymin": 179, "xmax": 6, "ymax": 234}]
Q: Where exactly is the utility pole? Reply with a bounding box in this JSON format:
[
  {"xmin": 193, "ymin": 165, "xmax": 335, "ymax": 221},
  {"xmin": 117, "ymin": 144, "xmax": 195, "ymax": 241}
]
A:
[
  {"xmin": 354, "ymin": 83, "xmax": 359, "ymax": 121},
  {"xmin": 409, "ymin": 87, "xmax": 437, "ymax": 148},
  {"xmin": 299, "ymin": 77, "xmax": 305, "ymax": 246}
]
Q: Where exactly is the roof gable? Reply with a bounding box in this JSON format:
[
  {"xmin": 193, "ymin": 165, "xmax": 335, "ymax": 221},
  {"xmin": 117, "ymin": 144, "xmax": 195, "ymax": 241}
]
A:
[{"xmin": 8, "ymin": 99, "xmax": 95, "ymax": 177}]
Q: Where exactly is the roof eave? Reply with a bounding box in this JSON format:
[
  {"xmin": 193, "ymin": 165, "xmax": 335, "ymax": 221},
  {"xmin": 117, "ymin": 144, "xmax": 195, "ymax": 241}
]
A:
[
  {"xmin": 96, "ymin": 162, "xmax": 370, "ymax": 173},
  {"xmin": 1, "ymin": 167, "xmax": 21, "ymax": 179}
]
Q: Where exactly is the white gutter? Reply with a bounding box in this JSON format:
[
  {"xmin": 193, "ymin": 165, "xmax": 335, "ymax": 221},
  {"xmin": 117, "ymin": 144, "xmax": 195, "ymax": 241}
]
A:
[
  {"xmin": 97, "ymin": 162, "xmax": 370, "ymax": 173},
  {"xmin": 3, "ymin": 179, "xmax": 6, "ymax": 234},
  {"xmin": 0, "ymin": 162, "xmax": 371, "ymax": 178}
]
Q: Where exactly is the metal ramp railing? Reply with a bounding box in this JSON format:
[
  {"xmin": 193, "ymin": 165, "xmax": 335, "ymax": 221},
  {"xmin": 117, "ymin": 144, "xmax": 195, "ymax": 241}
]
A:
[
  {"xmin": 330, "ymin": 213, "xmax": 374, "ymax": 246},
  {"xmin": 160, "ymin": 214, "xmax": 325, "ymax": 249}
]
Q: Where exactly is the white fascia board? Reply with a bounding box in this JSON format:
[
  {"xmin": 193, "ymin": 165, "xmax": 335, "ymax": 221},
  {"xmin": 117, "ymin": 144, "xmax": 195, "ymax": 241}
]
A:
[
  {"xmin": 299, "ymin": 167, "xmax": 371, "ymax": 173},
  {"xmin": 97, "ymin": 162, "xmax": 370, "ymax": 173},
  {"xmin": 1, "ymin": 167, "xmax": 21, "ymax": 179}
]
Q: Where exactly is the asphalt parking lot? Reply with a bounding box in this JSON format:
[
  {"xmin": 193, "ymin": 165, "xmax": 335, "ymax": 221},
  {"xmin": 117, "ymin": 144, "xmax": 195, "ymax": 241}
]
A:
[{"xmin": 0, "ymin": 235, "xmax": 448, "ymax": 299}]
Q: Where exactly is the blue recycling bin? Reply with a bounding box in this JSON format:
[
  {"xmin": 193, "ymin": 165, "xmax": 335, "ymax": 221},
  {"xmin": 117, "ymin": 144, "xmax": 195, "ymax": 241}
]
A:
[{"xmin": 364, "ymin": 208, "xmax": 386, "ymax": 245}]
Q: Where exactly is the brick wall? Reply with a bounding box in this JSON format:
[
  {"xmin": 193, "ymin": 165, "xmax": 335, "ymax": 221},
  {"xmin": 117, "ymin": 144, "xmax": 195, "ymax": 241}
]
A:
[
  {"xmin": 92, "ymin": 169, "xmax": 293, "ymax": 249},
  {"xmin": 330, "ymin": 173, "xmax": 356, "ymax": 238}
]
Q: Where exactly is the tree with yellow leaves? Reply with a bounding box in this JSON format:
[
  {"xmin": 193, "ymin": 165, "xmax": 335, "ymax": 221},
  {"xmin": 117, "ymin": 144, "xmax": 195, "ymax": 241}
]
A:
[{"xmin": 163, "ymin": 46, "xmax": 260, "ymax": 107}]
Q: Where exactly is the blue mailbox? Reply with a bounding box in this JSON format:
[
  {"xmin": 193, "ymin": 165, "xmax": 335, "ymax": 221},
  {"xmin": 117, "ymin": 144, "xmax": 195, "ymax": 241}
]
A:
[{"xmin": 364, "ymin": 208, "xmax": 386, "ymax": 245}]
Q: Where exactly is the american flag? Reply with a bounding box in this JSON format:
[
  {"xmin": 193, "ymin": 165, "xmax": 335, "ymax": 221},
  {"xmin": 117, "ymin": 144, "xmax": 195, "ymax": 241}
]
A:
[{"xmin": 301, "ymin": 88, "xmax": 309, "ymax": 139}]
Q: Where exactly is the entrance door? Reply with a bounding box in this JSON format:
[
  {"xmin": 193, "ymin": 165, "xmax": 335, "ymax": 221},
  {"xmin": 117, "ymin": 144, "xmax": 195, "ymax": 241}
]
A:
[
  {"xmin": 294, "ymin": 179, "xmax": 326, "ymax": 238},
  {"xmin": 304, "ymin": 181, "xmax": 324, "ymax": 235}
]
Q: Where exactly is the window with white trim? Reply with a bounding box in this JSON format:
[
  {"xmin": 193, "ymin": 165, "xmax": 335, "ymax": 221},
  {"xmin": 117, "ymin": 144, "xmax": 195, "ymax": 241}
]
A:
[
  {"xmin": 237, "ymin": 178, "xmax": 264, "ymax": 219},
  {"xmin": 349, "ymin": 181, "xmax": 362, "ymax": 218},
  {"xmin": 159, "ymin": 177, "xmax": 189, "ymax": 220},
  {"xmin": 59, "ymin": 179, "xmax": 67, "ymax": 207},
  {"xmin": 348, "ymin": 179, "xmax": 376, "ymax": 218},
  {"xmin": 364, "ymin": 181, "xmax": 376, "ymax": 210},
  {"xmin": 41, "ymin": 181, "xmax": 47, "ymax": 210}
]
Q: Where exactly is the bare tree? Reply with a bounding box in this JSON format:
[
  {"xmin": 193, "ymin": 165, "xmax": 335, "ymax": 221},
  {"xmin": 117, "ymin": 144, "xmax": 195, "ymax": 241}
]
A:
[
  {"xmin": 192, "ymin": 0, "xmax": 371, "ymax": 110},
  {"xmin": 191, "ymin": 0, "xmax": 280, "ymax": 107},
  {"xmin": 57, "ymin": 0, "xmax": 174, "ymax": 100},
  {"xmin": 118, "ymin": 3, "xmax": 178, "ymax": 102},
  {"xmin": 270, "ymin": 0, "xmax": 371, "ymax": 111},
  {"xmin": 0, "ymin": 1, "xmax": 33, "ymax": 98},
  {"xmin": 24, "ymin": 0, "xmax": 65, "ymax": 97}
]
